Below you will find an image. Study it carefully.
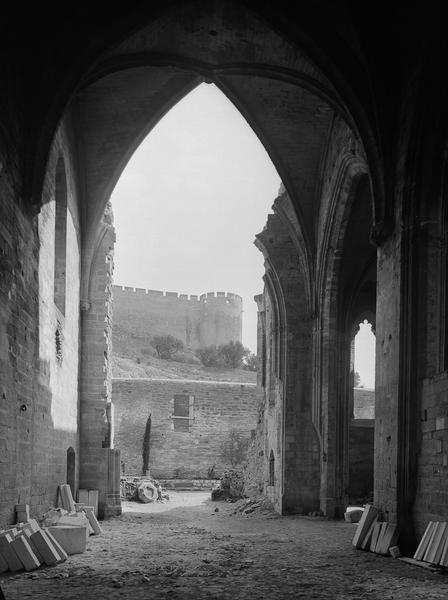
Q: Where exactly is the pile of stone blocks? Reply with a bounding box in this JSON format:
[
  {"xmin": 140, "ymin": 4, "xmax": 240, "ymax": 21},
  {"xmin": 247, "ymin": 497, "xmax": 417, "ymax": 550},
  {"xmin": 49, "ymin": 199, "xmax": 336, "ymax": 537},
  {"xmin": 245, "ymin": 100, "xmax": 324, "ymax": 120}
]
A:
[
  {"xmin": 409, "ymin": 522, "xmax": 448, "ymax": 567},
  {"xmin": 0, "ymin": 516, "xmax": 68, "ymax": 573},
  {"xmin": 352, "ymin": 504, "xmax": 399, "ymax": 556},
  {"xmin": 0, "ymin": 486, "xmax": 102, "ymax": 574},
  {"xmin": 77, "ymin": 489, "xmax": 99, "ymax": 517}
]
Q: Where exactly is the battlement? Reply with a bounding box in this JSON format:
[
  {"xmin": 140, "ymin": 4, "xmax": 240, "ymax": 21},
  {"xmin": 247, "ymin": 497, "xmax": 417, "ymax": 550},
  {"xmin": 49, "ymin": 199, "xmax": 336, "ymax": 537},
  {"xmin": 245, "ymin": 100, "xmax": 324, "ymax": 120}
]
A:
[
  {"xmin": 112, "ymin": 284, "xmax": 243, "ymax": 350},
  {"xmin": 113, "ymin": 286, "xmax": 242, "ymax": 304}
]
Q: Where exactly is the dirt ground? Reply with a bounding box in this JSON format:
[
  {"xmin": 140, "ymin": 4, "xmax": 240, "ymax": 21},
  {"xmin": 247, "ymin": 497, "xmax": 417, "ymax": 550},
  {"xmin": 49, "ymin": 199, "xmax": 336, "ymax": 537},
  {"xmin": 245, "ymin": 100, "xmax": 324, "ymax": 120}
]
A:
[{"xmin": 2, "ymin": 491, "xmax": 448, "ymax": 600}]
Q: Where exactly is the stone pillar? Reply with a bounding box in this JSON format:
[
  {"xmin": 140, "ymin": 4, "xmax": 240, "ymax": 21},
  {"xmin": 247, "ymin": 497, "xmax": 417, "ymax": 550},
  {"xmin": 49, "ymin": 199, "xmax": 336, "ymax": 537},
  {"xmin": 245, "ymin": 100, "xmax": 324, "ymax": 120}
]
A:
[
  {"xmin": 79, "ymin": 204, "xmax": 121, "ymax": 518},
  {"xmin": 374, "ymin": 221, "xmax": 418, "ymax": 549},
  {"xmin": 255, "ymin": 213, "xmax": 320, "ymax": 514}
]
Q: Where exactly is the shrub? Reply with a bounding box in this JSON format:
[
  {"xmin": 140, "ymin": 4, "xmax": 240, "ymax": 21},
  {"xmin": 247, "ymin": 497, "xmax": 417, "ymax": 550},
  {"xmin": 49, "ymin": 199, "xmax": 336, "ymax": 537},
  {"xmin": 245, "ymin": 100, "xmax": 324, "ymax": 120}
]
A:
[
  {"xmin": 141, "ymin": 347, "xmax": 156, "ymax": 357},
  {"xmin": 220, "ymin": 430, "xmax": 250, "ymax": 467},
  {"xmin": 172, "ymin": 349, "xmax": 202, "ymax": 365},
  {"xmin": 243, "ymin": 352, "xmax": 257, "ymax": 371},
  {"xmin": 196, "ymin": 345, "xmax": 222, "ymax": 367},
  {"xmin": 150, "ymin": 335, "xmax": 184, "ymax": 360},
  {"xmin": 196, "ymin": 341, "xmax": 251, "ymax": 369}
]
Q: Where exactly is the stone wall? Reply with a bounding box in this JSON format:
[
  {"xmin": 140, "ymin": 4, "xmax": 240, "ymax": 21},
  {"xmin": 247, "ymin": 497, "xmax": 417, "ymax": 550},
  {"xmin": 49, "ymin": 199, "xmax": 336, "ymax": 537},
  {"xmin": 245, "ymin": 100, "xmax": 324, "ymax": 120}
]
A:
[
  {"xmin": 253, "ymin": 209, "xmax": 321, "ymax": 515},
  {"xmin": 112, "ymin": 378, "xmax": 259, "ymax": 479},
  {"xmin": 0, "ymin": 122, "xmax": 81, "ymax": 526},
  {"xmin": 349, "ymin": 421, "xmax": 374, "ymax": 502},
  {"xmin": 414, "ymin": 372, "xmax": 448, "ymax": 536},
  {"xmin": 79, "ymin": 204, "xmax": 121, "ymax": 518},
  {"xmin": 113, "ymin": 287, "xmax": 242, "ymax": 350},
  {"xmin": 353, "ymin": 388, "xmax": 375, "ymax": 419}
]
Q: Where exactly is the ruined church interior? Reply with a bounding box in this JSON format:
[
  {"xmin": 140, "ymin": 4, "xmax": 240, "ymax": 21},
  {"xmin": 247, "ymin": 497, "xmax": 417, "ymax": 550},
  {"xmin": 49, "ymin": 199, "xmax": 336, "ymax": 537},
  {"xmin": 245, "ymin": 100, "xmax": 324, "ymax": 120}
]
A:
[{"xmin": 1, "ymin": 1, "xmax": 448, "ymax": 597}]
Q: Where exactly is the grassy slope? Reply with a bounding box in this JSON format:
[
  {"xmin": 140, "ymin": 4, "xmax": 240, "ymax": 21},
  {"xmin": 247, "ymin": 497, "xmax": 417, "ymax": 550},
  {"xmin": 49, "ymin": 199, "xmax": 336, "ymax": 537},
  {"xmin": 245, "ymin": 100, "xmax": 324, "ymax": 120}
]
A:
[
  {"xmin": 112, "ymin": 355, "xmax": 257, "ymax": 383},
  {"xmin": 112, "ymin": 328, "xmax": 257, "ymax": 383}
]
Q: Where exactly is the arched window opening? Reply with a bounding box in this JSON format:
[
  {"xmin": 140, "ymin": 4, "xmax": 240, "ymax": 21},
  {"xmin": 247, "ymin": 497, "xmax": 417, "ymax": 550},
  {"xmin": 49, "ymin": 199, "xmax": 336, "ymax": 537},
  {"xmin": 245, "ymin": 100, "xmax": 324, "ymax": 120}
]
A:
[
  {"xmin": 269, "ymin": 450, "xmax": 275, "ymax": 486},
  {"xmin": 353, "ymin": 319, "xmax": 375, "ymax": 420},
  {"xmin": 54, "ymin": 156, "xmax": 68, "ymax": 315},
  {"xmin": 110, "ymin": 83, "xmax": 280, "ymax": 481},
  {"xmin": 66, "ymin": 447, "xmax": 76, "ymax": 496},
  {"xmin": 348, "ymin": 318, "xmax": 375, "ymax": 505}
]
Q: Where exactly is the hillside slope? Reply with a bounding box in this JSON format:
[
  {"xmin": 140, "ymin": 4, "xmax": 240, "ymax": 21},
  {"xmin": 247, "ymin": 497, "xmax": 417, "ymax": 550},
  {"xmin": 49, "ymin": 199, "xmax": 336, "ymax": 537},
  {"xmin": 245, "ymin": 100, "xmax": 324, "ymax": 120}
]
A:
[{"xmin": 112, "ymin": 354, "xmax": 257, "ymax": 384}]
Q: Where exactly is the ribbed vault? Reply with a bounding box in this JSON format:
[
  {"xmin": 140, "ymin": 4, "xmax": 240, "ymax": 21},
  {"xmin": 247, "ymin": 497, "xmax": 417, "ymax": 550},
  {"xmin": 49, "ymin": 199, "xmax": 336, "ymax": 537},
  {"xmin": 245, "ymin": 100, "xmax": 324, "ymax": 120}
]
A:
[{"xmin": 70, "ymin": 0, "xmax": 365, "ymax": 297}]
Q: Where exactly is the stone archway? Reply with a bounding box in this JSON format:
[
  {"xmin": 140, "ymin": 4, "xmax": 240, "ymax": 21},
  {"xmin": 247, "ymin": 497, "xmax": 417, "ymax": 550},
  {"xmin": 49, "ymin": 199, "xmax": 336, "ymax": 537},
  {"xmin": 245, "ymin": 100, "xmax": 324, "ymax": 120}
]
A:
[
  {"xmin": 5, "ymin": 0, "xmax": 392, "ymax": 521},
  {"xmin": 62, "ymin": 2, "xmax": 376, "ymax": 517}
]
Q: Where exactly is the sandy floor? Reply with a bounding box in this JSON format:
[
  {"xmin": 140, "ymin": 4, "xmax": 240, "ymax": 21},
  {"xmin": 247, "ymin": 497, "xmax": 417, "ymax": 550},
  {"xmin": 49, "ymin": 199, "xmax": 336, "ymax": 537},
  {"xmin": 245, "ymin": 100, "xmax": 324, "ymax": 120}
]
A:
[{"xmin": 1, "ymin": 492, "xmax": 448, "ymax": 599}]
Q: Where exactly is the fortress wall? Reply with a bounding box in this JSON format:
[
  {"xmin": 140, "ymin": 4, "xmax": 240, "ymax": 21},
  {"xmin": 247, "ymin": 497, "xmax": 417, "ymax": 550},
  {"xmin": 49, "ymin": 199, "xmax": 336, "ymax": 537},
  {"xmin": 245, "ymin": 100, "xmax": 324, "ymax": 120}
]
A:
[
  {"xmin": 113, "ymin": 286, "xmax": 242, "ymax": 349},
  {"xmin": 113, "ymin": 378, "xmax": 259, "ymax": 478},
  {"xmin": 200, "ymin": 293, "xmax": 243, "ymax": 347}
]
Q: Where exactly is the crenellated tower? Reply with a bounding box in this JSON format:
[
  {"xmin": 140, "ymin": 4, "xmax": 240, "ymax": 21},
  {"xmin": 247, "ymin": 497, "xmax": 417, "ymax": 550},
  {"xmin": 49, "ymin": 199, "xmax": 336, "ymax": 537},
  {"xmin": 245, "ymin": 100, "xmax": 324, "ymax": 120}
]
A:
[{"xmin": 112, "ymin": 286, "xmax": 243, "ymax": 349}]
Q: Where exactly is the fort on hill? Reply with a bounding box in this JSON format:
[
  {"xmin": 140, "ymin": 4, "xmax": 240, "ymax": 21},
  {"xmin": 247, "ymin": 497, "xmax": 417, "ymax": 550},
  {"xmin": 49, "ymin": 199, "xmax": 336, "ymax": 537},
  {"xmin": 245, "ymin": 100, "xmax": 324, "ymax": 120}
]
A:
[{"xmin": 113, "ymin": 286, "xmax": 243, "ymax": 349}]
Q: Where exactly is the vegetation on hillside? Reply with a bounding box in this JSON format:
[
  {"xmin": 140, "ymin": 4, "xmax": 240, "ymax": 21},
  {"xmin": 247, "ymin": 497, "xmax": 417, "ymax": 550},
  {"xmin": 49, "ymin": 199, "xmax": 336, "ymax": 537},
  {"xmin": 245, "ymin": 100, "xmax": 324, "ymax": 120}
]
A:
[
  {"xmin": 112, "ymin": 329, "xmax": 257, "ymax": 383},
  {"xmin": 112, "ymin": 354, "xmax": 257, "ymax": 383},
  {"xmin": 196, "ymin": 341, "xmax": 256, "ymax": 370},
  {"xmin": 150, "ymin": 335, "xmax": 184, "ymax": 360}
]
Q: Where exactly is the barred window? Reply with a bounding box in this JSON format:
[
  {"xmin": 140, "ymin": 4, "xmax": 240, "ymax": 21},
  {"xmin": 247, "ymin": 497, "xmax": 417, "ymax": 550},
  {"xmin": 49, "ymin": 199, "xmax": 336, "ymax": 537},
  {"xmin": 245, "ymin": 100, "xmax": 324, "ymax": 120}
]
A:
[{"xmin": 172, "ymin": 394, "xmax": 194, "ymax": 432}]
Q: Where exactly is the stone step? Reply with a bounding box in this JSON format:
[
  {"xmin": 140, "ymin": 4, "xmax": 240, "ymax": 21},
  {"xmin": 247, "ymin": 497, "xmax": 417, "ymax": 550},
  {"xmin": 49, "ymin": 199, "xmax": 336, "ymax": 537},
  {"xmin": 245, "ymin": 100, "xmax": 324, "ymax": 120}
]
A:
[{"xmin": 157, "ymin": 479, "xmax": 216, "ymax": 491}]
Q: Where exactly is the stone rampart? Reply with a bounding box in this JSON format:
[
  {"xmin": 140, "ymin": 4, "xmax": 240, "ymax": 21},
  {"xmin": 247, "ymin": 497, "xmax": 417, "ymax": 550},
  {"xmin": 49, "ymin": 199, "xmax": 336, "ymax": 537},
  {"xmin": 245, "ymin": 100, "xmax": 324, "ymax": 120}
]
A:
[{"xmin": 113, "ymin": 286, "xmax": 242, "ymax": 349}]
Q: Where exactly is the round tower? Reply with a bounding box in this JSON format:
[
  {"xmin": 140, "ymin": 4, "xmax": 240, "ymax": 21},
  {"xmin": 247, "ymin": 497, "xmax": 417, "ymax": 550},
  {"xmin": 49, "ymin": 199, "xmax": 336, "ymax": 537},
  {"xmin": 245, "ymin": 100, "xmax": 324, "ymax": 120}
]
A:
[{"xmin": 199, "ymin": 292, "xmax": 243, "ymax": 348}]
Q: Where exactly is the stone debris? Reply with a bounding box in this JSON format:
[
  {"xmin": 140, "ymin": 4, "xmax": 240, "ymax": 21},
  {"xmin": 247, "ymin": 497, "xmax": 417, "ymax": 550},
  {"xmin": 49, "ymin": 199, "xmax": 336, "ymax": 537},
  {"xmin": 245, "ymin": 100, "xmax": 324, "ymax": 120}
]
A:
[
  {"xmin": 0, "ymin": 486, "xmax": 102, "ymax": 574},
  {"xmin": 120, "ymin": 476, "xmax": 170, "ymax": 503},
  {"xmin": 40, "ymin": 507, "xmax": 69, "ymax": 527},
  {"xmin": 231, "ymin": 497, "xmax": 274, "ymax": 516},
  {"xmin": 138, "ymin": 480, "xmax": 158, "ymax": 503},
  {"xmin": 412, "ymin": 521, "xmax": 448, "ymax": 567},
  {"xmin": 344, "ymin": 506, "xmax": 364, "ymax": 523},
  {"xmin": 77, "ymin": 490, "xmax": 99, "ymax": 517},
  {"xmin": 352, "ymin": 503, "xmax": 399, "ymax": 557},
  {"xmin": 211, "ymin": 470, "xmax": 245, "ymax": 501},
  {"xmin": 3, "ymin": 495, "xmax": 448, "ymax": 600}
]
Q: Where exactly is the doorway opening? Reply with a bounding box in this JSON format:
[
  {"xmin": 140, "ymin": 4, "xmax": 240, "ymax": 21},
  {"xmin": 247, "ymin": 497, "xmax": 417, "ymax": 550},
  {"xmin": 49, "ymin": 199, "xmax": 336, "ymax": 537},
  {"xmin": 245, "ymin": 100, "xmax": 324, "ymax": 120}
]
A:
[
  {"xmin": 348, "ymin": 319, "xmax": 375, "ymax": 504},
  {"xmin": 66, "ymin": 447, "xmax": 76, "ymax": 497}
]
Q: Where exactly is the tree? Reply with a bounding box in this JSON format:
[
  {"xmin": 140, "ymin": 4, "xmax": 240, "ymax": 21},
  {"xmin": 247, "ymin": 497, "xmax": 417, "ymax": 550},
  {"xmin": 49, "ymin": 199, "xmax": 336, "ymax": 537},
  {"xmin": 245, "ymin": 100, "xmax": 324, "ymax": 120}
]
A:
[
  {"xmin": 196, "ymin": 341, "xmax": 251, "ymax": 369},
  {"xmin": 196, "ymin": 345, "xmax": 221, "ymax": 367},
  {"xmin": 243, "ymin": 352, "xmax": 257, "ymax": 371},
  {"xmin": 354, "ymin": 371, "xmax": 361, "ymax": 387},
  {"xmin": 218, "ymin": 341, "xmax": 248, "ymax": 368},
  {"xmin": 150, "ymin": 335, "xmax": 184, "ymax": 360},
  {"xmin": 142, "ymin": 414, "xmax": 151, "ymax": 475},
  {"xmin": 220, "ymin": 430, "xmax": 250, "ymax": 467},
  {"xmin": 221, "ymin": 429, "xmax": 249, "ymax": 467}
]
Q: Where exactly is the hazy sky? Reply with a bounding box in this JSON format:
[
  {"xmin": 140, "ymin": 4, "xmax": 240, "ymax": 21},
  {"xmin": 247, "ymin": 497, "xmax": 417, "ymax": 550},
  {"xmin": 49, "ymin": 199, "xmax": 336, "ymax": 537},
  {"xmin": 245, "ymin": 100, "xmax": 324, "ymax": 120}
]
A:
[
  {"xmin": 354, "ymin": 322, "xmax": 375, "ymax": 388},
  {"xmin": 110, "ymin": 82, "xmax": 375, "ymax": 386},
  {"xmin": 111, "ymin": 83, "xmax": 280, "ymax": 353}
]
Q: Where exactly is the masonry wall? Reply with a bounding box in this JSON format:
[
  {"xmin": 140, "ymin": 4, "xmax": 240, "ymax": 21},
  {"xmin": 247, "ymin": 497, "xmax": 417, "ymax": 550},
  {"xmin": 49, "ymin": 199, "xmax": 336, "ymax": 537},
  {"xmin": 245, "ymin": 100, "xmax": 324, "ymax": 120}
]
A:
[
  {"xmin": 112, "ymin": 378, "xmax": 259, "ymax": 479},
  {"xmin": 79, "ymin": 203, "xmax": 121, "ymax": 518},
  {"xmin": 0, "ymin": 121, "xmax": 81, "ymax": 526},
  {"xmin": 353, "ymin": 388, "xmax": 375, "ymax": 419},
  {"xmin": 113, "ymin": 287, "xmax": 242, "ymax": 350},
  {"xmin": 413, "ymin": 373, "xmax": 448, "ymax": 536},
  {"xmin": 253, "ymin": 210, "xmax": 321, "ymax": 515},
  {"xmin": 349, "ymin": 421, "xmax": 374, "ymax": 502},
  {"xmin": 255, "ymin": 291, "xmax": 285, "ymax": 514}
]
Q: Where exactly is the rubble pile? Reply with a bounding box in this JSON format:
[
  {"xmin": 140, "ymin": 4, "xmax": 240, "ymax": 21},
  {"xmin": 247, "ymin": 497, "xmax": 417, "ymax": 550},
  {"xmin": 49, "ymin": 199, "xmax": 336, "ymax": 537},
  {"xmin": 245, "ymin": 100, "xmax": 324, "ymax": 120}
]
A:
[
  {"xmin": 211, "ymin": 470, "xmax": 245, "ymax": 501},
  {"xmin": 120, "ymin": 476, "xmax": 170, "ymax": 503},
  {"xmin": 0, "ymin": 485, "xmax": 102, "ymax": 574},
  {"xmin": 231, "ymin": 497, "xmax": 274, "ymax": 516}
]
